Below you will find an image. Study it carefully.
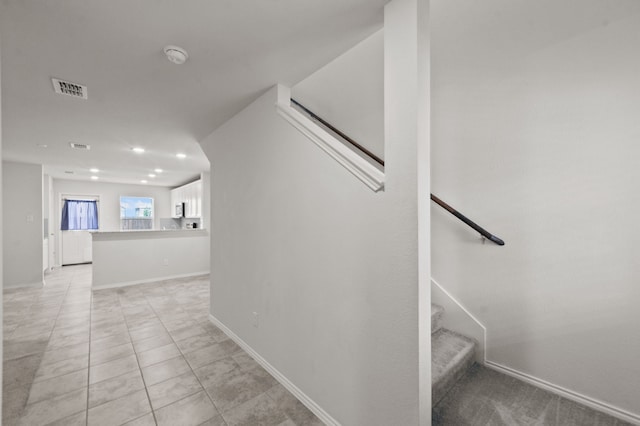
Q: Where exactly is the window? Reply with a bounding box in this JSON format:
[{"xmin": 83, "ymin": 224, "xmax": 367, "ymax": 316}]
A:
[
  {"xmin": 120, "ymin": 196, "xmax": 154, "ymax": 230},
  {"xmin": 61, "ymin": 199, "xmax": 99, "ymax": 230}
]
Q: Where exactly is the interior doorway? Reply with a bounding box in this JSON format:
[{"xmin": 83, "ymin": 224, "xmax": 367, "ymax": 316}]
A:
[{"xmin": 60, "ymin": 195, "xmax": 100, "ymax": 266}]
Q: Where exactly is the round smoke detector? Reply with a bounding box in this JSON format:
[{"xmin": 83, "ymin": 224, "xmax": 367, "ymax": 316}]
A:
[{"xmin": 163, "ymin": 45, "xmax": 188, "ymax": 65}]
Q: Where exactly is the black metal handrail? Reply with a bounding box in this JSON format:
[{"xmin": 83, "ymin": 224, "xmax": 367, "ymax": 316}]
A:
[
  {"xmin": 290, "ymin": 99, "xmax": 504, "ymax": 246},
  {"xmin": 291, "ymin": 98, "xmax": 385, "ymax": 167},
  {"xmin": 431, "ymin": 194, "xmax": 505, "ymax": 245}
]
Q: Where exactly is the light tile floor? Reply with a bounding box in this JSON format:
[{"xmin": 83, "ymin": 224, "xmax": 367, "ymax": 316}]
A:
[{"xmin": 3, "ymin": 265, "xmax": 323, "ymax": 426}]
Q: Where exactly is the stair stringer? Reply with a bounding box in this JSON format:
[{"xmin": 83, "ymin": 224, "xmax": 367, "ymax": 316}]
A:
[{"xmin": 431, "ymin": 278, "xmax": 486, "ymax": 364}]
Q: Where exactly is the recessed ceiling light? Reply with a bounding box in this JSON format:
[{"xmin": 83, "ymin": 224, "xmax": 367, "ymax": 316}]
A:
[
  {"xmin": 132, "ymin": 147, "xmax": 145, "ymax": 154},
  {"xmin": 176, "ymin": 153, "xmax": 187, "ymax": 159},
  {"xmin": 91, "ymin": 176, "xmax": 99, "ymax": 180},
  {"xmin": 163, "ymin": 45, "xmax": 189, "ymax": 65},
  {"xmin": 141, "ymin": 180, "xmax": 148, "ymax": 184},
  {"xmin": 37, "ymin": 144, "xmax": 48, "ymax": 149},
  {"xmin": 90, "ymin": 168, "xmax": 99, "ymax": 173},
  {"xmin": 154, "ymin": 168, "xmax": 163, "ymax": 173},
  {"xmin": 148, "ymin": 174, "xmax": 156, "ymax": 178}
]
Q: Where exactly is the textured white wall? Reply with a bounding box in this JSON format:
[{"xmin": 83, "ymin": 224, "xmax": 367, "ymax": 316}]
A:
[
  {"xmin": 199, "ymin": 3, "xmax": 429, "ymax": 418},
  {"xmin": 2, "ymin": 161, "xmax": 44, "ymax": 288},
  {"xmin": 432, "ymin": 1, "xmax": 640, "ymax": 418},
  {"xmin": 292, "ymin": 29, "xmax": 384, "ymax": 161}
]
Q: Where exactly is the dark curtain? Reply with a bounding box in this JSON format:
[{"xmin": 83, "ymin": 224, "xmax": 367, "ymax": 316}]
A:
[{"xmin": 61, "ymin": 200, "xmax": 99, "ymax": 230}]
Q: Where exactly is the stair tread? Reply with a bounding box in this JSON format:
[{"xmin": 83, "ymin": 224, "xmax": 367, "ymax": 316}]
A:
[
  {"xmin": 431, "ymin": 304, "xmax": 444, "ymax": 318},
  {"xmin": 431, "ymin": 304, "xmax": 445, "ymax": 334},
  {"xmin": 432, "ymin": 328, "xmax": 477, "ymax": 405},
  {"xmin": 432, "ymin": 328, "xmax": 476, "ymax": 381}
]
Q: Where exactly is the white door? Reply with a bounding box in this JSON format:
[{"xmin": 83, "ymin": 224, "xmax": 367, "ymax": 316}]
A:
[
  {"xmin": 62, "ymin": 231, "xmax": 93, "ymax": 265},
  {"xmin": 60, "ymin": 196, "xmax": 98, "ymax": 266}
]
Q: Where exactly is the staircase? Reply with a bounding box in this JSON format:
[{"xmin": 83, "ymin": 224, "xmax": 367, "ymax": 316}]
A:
[{"xmin": 431, "ymin": 303, "xmax": 477, "ymax": 405}]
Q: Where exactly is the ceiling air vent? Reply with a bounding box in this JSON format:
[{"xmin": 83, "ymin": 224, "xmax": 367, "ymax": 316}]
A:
[
  {"xmin": 52, "ymin": 78, "xmax": 88, "ymax": 99},
  {"xmin": 69, "ymin": 142, "xmax": 91, "ymax": 150}
]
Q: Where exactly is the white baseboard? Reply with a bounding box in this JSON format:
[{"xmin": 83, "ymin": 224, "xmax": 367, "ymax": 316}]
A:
[
  {"xmin": 485, "ymin": 361, "xmax": 640, "ymax": 425},
  {"xmin": 92, "ymin": 271, "xmax": 210, "ymax": 290},
  {"xmin": 209, "ymin": 314, "xmax": 340, "ymax": 426}
]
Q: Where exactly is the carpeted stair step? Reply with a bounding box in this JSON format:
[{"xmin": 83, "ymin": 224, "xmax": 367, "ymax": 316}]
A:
[
  {"xmin": 432, "ymin": 304, "xmax": 444, "ymax": 334},
  {"xmin": 432, "ymin": 328, "xmax": 477, "ymax": 405}
]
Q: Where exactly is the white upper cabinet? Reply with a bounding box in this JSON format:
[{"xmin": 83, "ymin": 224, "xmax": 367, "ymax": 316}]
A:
[{"xmin": 171, "ymin": 179, "xmax": 202, "ymax": 218}]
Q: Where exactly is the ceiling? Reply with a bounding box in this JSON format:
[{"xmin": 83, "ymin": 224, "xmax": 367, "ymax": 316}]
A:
[{"xmin": 0, "ymin": 0, "xmax": 385, "ymax": 187}]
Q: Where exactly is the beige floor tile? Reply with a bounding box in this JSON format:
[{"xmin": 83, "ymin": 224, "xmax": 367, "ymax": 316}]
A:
[
  {"xmin": 89, "ymin": 369, "xmax": 146, "ymax": 408},
  {"xmin": 184, "ymin": 343, "xmax": 232, "ymax": 370},
  {"xmin": 18, "ymin": 387, "xmax": 87, "ymax": 426},
  {"xmin": 48, "ymin": 329, "xmax": 90, "ymax": 349},
  {"xmin": 168, "ymin": 324, "xmax": 208, "ymax": 341},
  {"xmin": 3, "ymin": 337, "xmax": 49, "ymax": 361},
  {"xmin": 194, "ymin": 357, "xmax": 240, "ymax": 389},
  {"xmin": 176, "ymin": 333, "xmax": 218, "ymax": 354},
  {"xmin": 147, "ymin": 371, "xmax": 203, "ymax": 410},
  {"xmin": 265, "ymin": 384, "xmax": 323, "ymax": 425},
  {"xmin": 47, "ymin": 410, "xmax": 88, "ymax": 426},
  {"xmin": 89, "ymin": 353, "xmax": 139, "ymax": 384},
  {"xmin": 123, "ymin": 412, "xmax": 156, "ymax": 425},
  {"xmin": 200, "ymin": 322, "xmax": 228, "ymax": 342},
  {"xmin": 205, "ymin": 366, "xmax": 278, "ymax": 412},
  {"xmin": 2, "ymin": 383, "xmax": 30, "ymax": 424},
  {"xmin": 232, "ymin": 352, "xmax": 260, "ymax": 371},
  {"xmin": 90, "ymin": 341, "xmax": 135, "ymax": 366},
  {"xmin": 90, "ymin": 332, "xmax": 131, "ymax": 352},
  {"xmin": 141, "ymin": 355, "xmax": 191, "ymax": 386},
  {"xmin": 4, "ymin": 353, "xmax": 43, "ymax": 390},
  {"xmin": 35, "ymin": 354, "xmax": 89, "ymax": 382},
  {"xmin": 129, "ymin": 324, "xmax": 168, "ymax": 342},
  {"xmin": 88, "ymin": 389, "xmax": 151, "ymax": 426},
  {"xmin": 137, "ymin": 342, "xmax": 181, "ymax": 368},
  {"xmin": 27, "ymin": 368, "xmax": 88, "ymax": 405},
  {"xmin": 154, "ymin": 391, "xmax": 218, "ymax": 426},
  {"xmin": 41, "ymin": 341, "xmax": 90, "ymax": 366},
  {"xmin": 49, "ymin": 322, "xmax": 90, "ymax": 340},
  {"xmin": 90, "ymin": 323, "xmax": 130, "ymax": 341},
  {"xmin": 221, "ymin": 392, "xmax": 288, "ymax": 426},
  {"xmin": 132, "ymin": 332, "xmax": 173, "ymax": 353},
  {"xmin": 198, "ymin": 415, "xmax": 228, "ymax": 426}
]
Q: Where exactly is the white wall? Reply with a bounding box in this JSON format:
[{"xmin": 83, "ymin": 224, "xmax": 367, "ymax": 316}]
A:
[
  {"xmin": 92, "ymin": 230, "xmax": 209, "ymax": 288},
  {"xmin": 199, "ymin": 1, "xmax": 428, "ymax": 420},
  {"xmin": 2, "ymin": 161, "xmax": 43, "ymax": 287},
  {"xmin": 292, "ymin": 29, "xmax": 384, "ymax": 161},
  {"xmin": 432, "ymin": 1, "xmax": 640, "ymax": 419},
  {"xmin": 52, "ymin": 179, "xmax": 172, "ymax": 265}
]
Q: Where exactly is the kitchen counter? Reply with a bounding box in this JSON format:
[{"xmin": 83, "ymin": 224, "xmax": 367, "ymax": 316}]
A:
[
  {"xmin": 92, "ymin": 228, "xmax": 208, "ymax": 241},
  {"xmin": 91, "ymin": 228, "xmax": 210, "ymax": 288}
]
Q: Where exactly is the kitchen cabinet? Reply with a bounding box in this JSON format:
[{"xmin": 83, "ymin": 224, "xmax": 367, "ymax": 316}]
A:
[{"xmin": 171, "ymin": 179, "xmax": 202, "ymax": 218}]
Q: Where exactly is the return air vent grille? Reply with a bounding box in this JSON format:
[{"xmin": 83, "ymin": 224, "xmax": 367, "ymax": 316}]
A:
[
  {"xmin": 69, "ymin": 142, "xmax": 91, "ymax": 150},
  {"xmin": 52, "ymin": 78, "xmax": 88, "ymax": 99}
]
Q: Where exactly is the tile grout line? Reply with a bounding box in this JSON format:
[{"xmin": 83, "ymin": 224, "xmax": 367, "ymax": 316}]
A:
[
  {"xmin": 86, "ymin": 275, "xmax": 93, "ymax": 426},
  {"xmin": 16, "ymin": 267, "xmax": 91, "ymax": 424},
  {"xmin": 20, "ymin": 269, "xmax": 78, "ymax": 420},
  {"xmin": 123, "ymin": 288, "xmax": 161, "ymax": 425},
  {"xmin": 144, "ymin": 283, "xmax": 229, "ymax": 426}
]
